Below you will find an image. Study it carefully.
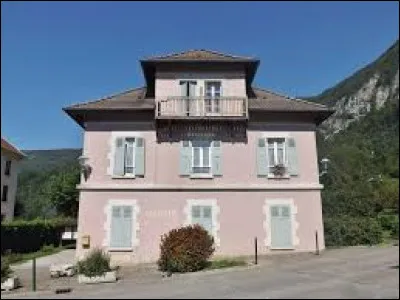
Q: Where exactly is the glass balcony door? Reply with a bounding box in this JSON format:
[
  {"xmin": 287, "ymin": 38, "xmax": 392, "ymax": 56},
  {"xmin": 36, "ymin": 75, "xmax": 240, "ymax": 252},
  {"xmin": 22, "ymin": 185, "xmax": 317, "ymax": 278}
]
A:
[{"xmin": 205, "ymin": 81, "xmax": 221, "ymax": 114}]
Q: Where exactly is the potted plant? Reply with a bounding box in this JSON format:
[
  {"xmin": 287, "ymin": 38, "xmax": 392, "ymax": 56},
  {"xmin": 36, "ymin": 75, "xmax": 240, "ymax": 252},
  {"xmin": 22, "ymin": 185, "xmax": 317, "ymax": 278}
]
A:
[
  {"xmin": 76, "ymin": 248, "xmax": 117, "ymax": 284},
  {"xmin": 272, "ymin": 163, "xmax": 286, "ymax": 177},
  {"xmin": 1, "ymin": 257, "xmax": 19, "ymax": 291}
]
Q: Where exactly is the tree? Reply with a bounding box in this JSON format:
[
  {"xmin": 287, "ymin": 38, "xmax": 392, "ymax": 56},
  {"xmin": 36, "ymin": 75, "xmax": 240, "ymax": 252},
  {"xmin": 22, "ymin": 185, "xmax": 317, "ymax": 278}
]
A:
[{"xmin": 42, "ymin": 164, "xmax": 80, "ymax": 218}]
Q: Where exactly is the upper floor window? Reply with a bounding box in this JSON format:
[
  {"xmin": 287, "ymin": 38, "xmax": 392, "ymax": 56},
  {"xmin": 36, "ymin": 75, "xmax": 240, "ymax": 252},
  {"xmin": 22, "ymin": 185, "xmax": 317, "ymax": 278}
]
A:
[
  {"xmin": 112, "ymin": 136, "xmax": 145, "ymax": 178},
  {"xmin": 267, "ymin": 138, "xmax": 287, "ymax": 175},
  {"xmin": 180, "ymin": 81, "xmax": 197, "ymax": 97},
  {"xmin": 124, "ymin": 138, "xmax": 136, "ymax": 176},
  {"xmin": 5, "ymin": 160, "xmax": 12, "ymax": 176},
  {"xmin": 205, "ymin": 81, "xmax": 221, "ymax": 114},
  {"xmin": 2, "ymin": 185, "xmax": 8, "ymax": 202},
  {"xmin": 192, "ymin": 140, "xmax": 212, "ymax": 174}
]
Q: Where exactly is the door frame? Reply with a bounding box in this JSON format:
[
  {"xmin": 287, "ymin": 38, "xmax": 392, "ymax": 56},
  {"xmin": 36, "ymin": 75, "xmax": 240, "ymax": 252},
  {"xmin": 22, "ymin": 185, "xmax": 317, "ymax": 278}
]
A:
[{"xmin": 263, "ymin": 198, "xmax": 298, "ymax": 250}]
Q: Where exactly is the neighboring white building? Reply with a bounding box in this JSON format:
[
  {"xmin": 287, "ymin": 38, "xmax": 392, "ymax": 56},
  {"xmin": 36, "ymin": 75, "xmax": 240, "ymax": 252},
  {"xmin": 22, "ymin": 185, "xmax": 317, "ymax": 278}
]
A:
[{"xmin": 1, "ymin": 137, "xmax": 25, "ymax": 221}]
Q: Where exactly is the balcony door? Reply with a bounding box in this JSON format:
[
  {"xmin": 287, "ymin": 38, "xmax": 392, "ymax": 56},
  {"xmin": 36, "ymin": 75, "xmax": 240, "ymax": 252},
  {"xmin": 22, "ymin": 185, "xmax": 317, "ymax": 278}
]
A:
[
  {"xmin": 205, "ymin": 81, "xmax": 221, "ymax": 115},
  {"xmin": 180, "ymin": 81, "xmax": 197, "ymax": 116}
]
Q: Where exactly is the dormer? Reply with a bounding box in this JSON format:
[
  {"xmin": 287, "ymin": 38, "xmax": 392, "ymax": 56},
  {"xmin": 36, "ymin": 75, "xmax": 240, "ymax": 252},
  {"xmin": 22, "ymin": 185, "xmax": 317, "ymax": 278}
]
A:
[{"xmin": 141, "ymin": 50, "xmax": 259, "ymax": 119}]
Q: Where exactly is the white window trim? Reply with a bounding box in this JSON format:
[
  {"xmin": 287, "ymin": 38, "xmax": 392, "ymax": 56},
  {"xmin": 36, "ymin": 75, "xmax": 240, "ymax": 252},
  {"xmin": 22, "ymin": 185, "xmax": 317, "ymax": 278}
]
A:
[
  {"xmin": 184, "ymin": 199, "xmax": 220, "ymax": 247},
  {"xmin": 123, "ymin": 138, "xmax": 136, "ymax": 176},
  {"xmin": 191, "ymin": 140, "xmax": 212, "ymax": 175},
  {"xmin": 263, "ymin": 199, "xmax": 299, "ymax": 250},
  {"xmin": 265, "ymin": 136, "xmax": 289, "ymax": 178},
  {"xmin": 107, "ymin": 132, "xmax": 143, "ymax": 177},
  {"xmin": 204, "ymin": 80, "xmax": 222, "ymax": 115},
  {"xmin": 103, "ymin": 199, "xmax": 140, "ymax": 251}
]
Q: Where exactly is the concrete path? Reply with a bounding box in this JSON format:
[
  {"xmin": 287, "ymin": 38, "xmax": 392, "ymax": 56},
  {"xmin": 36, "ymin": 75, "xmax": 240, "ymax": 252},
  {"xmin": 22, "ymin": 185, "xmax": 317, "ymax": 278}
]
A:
[
  {"xmin": 12, "ymin": 250, "xmax": 76, "ymax": 270},
  {"xmin": 3, "ymin": 246, "xmax": 399, "ymax": 299}
]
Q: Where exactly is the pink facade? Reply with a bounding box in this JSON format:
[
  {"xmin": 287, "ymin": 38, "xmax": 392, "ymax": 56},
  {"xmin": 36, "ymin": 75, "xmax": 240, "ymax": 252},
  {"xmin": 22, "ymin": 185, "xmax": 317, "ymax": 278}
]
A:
[{"xmin": 65, "ymin": 50, "xmax": 332, "ymax": 265}]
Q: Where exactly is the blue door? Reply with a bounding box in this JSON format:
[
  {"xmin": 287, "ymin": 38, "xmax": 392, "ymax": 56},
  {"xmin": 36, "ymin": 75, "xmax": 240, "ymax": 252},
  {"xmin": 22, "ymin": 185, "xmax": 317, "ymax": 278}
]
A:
[{"xmin": 270, "ymin": 205, "xmax": 293, "ymax": 249}]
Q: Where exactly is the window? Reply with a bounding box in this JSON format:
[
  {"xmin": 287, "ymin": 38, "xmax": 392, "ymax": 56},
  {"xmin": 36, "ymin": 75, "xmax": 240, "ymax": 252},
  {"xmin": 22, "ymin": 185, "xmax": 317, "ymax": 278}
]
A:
[
  {"xmin": 2, "ymin": 185, "xmax": 8, "ymax": 202},
  {"xmin": 5, "ymin": 160, "xmax": 11, "ymax": 176},
  {"xmin": 191, "ymin": 205, "xmax": 213, "ymax": 235},
  {"xmin": 124, "ymin": 138, "xmax": 135, "ymax": 175},
  {"xmin": 267, "ymin": 138, "xmax": 286, "ymax": 175},
  {"xmin": 192, "ymin": 140, "xmax": 212, "ymax": 174},
  {"xmin": 205, "ymin": 81, "xmax": 221, "ymax": 113},
  {"xmin": 110, "ymin": 205, "xmax": 133, "ymax": 249}
]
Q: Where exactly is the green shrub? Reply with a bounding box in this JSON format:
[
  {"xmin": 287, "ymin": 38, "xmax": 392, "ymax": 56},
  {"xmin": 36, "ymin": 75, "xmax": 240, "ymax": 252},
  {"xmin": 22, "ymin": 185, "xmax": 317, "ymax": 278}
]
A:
[
  {"xmin": 157, "ymin": 224, "xmax": 215, "ymax": 273},
  {"xmin": 377, "ymin": 213, "xmax": 399, "ymax": 238},
  {"xmin": 1, "ymin": 217, "xmax": 76, "ymax": 254},
  {"xmin": 324, "ymin": 216, "xmax": 383, "ymax": 247},
  {"xmin": 77, "ymin": 248, "xmax": 111, "ymax": 277},
  {"xmin": 1, "ymin": 257, "xmax": 12, "ymax": 283}
]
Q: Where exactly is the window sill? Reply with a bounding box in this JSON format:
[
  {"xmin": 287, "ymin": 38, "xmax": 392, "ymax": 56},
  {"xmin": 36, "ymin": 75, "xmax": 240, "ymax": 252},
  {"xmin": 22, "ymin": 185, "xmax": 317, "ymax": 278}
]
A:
[
  {"xmin": 190, "ymin": 174, "xmax": 214, "ymax": 179},
  {"xmin": 267, "ymin": 174, "xmax": 291, "ymax": 180},
  {"xmin": 108, "ymin": 247, "xmax": 133, "ymax": 252},
  {"xmin": 111, "ymin": 175, "xmax": 136, "ymax": 179}
]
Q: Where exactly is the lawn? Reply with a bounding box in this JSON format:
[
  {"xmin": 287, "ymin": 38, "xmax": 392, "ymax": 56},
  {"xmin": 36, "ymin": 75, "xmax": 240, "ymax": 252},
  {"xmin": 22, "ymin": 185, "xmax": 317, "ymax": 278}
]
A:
[
  {"xmin": 206, "ymin": 258, "xmax": 248, "ymax": 270},
  {"xmin": 3, "ymin": 245, "xmax": 65, "ymax": 265}
]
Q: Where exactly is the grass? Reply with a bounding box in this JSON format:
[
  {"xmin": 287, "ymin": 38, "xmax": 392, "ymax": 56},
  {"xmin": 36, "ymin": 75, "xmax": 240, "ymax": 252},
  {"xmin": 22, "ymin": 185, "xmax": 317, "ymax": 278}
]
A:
[
  {"xmin": 206, "ymin": 259, "xmax": 247, "ymax": 270},
  {"xmin": 3, "ymin": 245, "xmax": 65, "ymax": 265}
]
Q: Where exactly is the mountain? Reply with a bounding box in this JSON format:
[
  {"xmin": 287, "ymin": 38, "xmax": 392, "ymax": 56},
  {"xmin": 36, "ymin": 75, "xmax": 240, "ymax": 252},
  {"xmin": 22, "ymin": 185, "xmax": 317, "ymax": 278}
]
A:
[
  {"xmin": 19, "ymin": 149, "xmax": 82, "ymax": 174},
  {"xmin": 308, "ymin": 40, "xmax": 399, "ymax": 138},
  {"xmin": 16, "ymin": 149, "xmax": 81, "ymax": 219},
  {"xmin": 309, "ymin": 39, "xmax": 399, "ymax": 222}
]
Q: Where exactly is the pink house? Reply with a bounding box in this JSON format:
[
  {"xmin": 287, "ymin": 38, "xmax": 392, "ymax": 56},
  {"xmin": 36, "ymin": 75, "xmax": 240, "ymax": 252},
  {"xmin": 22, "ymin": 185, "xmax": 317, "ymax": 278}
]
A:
[{"xmin": 64, "ymin": 50, "xmax": 334, "ymax": 264}]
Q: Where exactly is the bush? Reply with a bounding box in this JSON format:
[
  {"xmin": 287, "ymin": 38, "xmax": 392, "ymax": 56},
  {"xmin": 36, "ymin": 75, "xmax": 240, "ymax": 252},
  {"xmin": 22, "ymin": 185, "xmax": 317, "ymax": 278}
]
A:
[
  {"xmin": 157, "ymin": 224, "xmax": 215, "ymax": 273},
  {"xmin": 377, "ymin": 213, "xmax": 399, "ymax": 238},
  {"xmin": 1, "ymin": 257, "xmax": 12, "ymax": 283},
  {"xmin": 324, "ymin": 216, "xmax": 383, "ymax": 247},
  {"xmin": 77, "ymin": 248, "xmax": 111, "ymax": 277},
  {"xmin": 1, "ymin": 217, "xmax": 76, "ymax": 254}
]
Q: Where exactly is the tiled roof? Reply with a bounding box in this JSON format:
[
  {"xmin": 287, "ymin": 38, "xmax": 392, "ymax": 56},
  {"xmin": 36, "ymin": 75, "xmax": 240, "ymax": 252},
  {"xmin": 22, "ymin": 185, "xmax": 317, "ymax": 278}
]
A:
[
  {"xmin": 249, "ymin": 87, "xmax": 331, "ymax": 112},
  {"xmin": 63, "ymin": 86, "xmax": 331, "ymax": 113},
  {"xmin": 1, "ymin": 138, "xmax": 25, "ymax": 159},
  {"xmin": 64, "ymin": 87, "xmax": 154, "ymax": 110},
  {"xmin": 143, "ymin": 49, "xmax": 257, "ymax": 61}
]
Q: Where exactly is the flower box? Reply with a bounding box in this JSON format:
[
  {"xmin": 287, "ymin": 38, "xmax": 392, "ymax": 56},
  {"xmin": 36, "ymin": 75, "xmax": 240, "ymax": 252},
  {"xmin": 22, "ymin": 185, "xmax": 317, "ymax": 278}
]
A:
[
  {"xmin": 1, "ymin": 276, "xmax": 19, "ymax": 292},
  {"xmin": 77, "ymin": 271, "xmax": 117, "ymax": 284}
]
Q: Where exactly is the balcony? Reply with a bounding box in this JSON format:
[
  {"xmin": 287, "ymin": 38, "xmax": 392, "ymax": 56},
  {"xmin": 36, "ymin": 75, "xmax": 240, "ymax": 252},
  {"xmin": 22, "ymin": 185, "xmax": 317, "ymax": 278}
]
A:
[{"xmin": 155, "ymin": 96, "xmax": 248, "ymax": 120}]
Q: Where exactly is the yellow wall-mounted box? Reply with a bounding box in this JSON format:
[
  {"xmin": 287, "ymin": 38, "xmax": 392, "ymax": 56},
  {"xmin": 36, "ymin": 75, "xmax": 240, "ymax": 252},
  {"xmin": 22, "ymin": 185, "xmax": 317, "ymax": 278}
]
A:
[{"xmin": 81, "ymin": 235, "xmax": 90, "ymax": 249}]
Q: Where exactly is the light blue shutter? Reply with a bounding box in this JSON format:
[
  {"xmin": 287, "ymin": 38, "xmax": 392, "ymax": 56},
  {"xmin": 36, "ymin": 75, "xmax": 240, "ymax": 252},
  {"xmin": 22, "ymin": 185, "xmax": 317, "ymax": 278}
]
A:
[
  {"xmin": 113, "ymin": 137, "xmax": 125, "ymax": 176},
  {"xmin": 257, "ymin": 138, "xmax": 268, "ymax": 177},
  {"xmin": 189, "ymin": 82, "xmax": 196, "ymax": 97},
  {"xmin": 212, "ymin": 141, "xmax": 222, "ymax": 176},
  {"xmin": 110, "ymin": 206, "xmax": 133, "ymax": 248},
  {"xmin": 135, "ymin": 137, "xmax": 145, "ymax": 176},
  {"xmin": 180, "ymin": 141, "xmax": 192, "ymax": 176},
  {"xmin": 191, "ymin": 205, "xmax": 202, "ymax": 226},
  {"xmin": 180, "ymin": 82, "xmax": 187, "ymax": 96},
  {"xmin": 201, "ymin": 206, "xmax": 213, "ymax": 236},
  {"xmin": 270, "ymin": 205, "xmax": 292, "ymax": 249},
  {"xmin": 286, "ymin": 137, "xmax": 299, "ymax": 176}
]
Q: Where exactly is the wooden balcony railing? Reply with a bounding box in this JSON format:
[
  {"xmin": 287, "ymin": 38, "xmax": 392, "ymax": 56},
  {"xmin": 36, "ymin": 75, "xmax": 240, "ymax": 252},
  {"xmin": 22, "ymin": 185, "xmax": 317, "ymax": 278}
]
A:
[{"xmin": 155, "ymin": 96, "xmax": 248, "ymax": 119}]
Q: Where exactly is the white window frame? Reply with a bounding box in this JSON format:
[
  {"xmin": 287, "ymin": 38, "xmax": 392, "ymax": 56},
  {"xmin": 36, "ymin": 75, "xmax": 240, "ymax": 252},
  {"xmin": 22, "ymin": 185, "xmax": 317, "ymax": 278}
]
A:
[
  {"xmin": 191, "ymin": 140, "xmax": 212, "ymax": 175},
  {"xmin": 184, "ymin": 199, "xmax": 220, "ymax": 247},
  {"xmin": 266, "ymin": 137, "xmax": 288, "ymax": 177},
  {"xmin": 205, "ymin": 81, "xmax": 222, "ymax": 114},
  {"xmin": 123, "ymin": 138, "xmax": 136, "ymax": 177}
]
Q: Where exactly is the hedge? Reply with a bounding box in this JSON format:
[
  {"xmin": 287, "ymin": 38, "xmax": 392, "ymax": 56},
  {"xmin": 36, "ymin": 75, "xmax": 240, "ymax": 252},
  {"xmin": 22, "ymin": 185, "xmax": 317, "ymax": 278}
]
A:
[
  {"xmin": 324, "ymin": 216, "xmax": 383, "ymax": 247},
  {"xmin": 1, "ymin": 217, "xmax": 77, "ymax": 254}
]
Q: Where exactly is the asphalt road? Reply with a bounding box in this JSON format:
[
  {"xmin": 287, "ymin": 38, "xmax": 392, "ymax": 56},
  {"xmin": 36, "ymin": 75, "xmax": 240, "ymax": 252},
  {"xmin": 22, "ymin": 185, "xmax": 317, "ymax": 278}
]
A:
[{"xmin": 3, "ymin": 246, "xmax": 399, "ymax": 299}]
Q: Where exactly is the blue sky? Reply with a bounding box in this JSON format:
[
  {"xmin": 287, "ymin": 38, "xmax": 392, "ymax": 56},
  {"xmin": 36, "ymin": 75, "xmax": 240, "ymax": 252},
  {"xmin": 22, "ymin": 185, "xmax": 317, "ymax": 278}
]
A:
[{"xmin": 1, "ymin": 1, "xmax": 399, "ymax": 150}]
